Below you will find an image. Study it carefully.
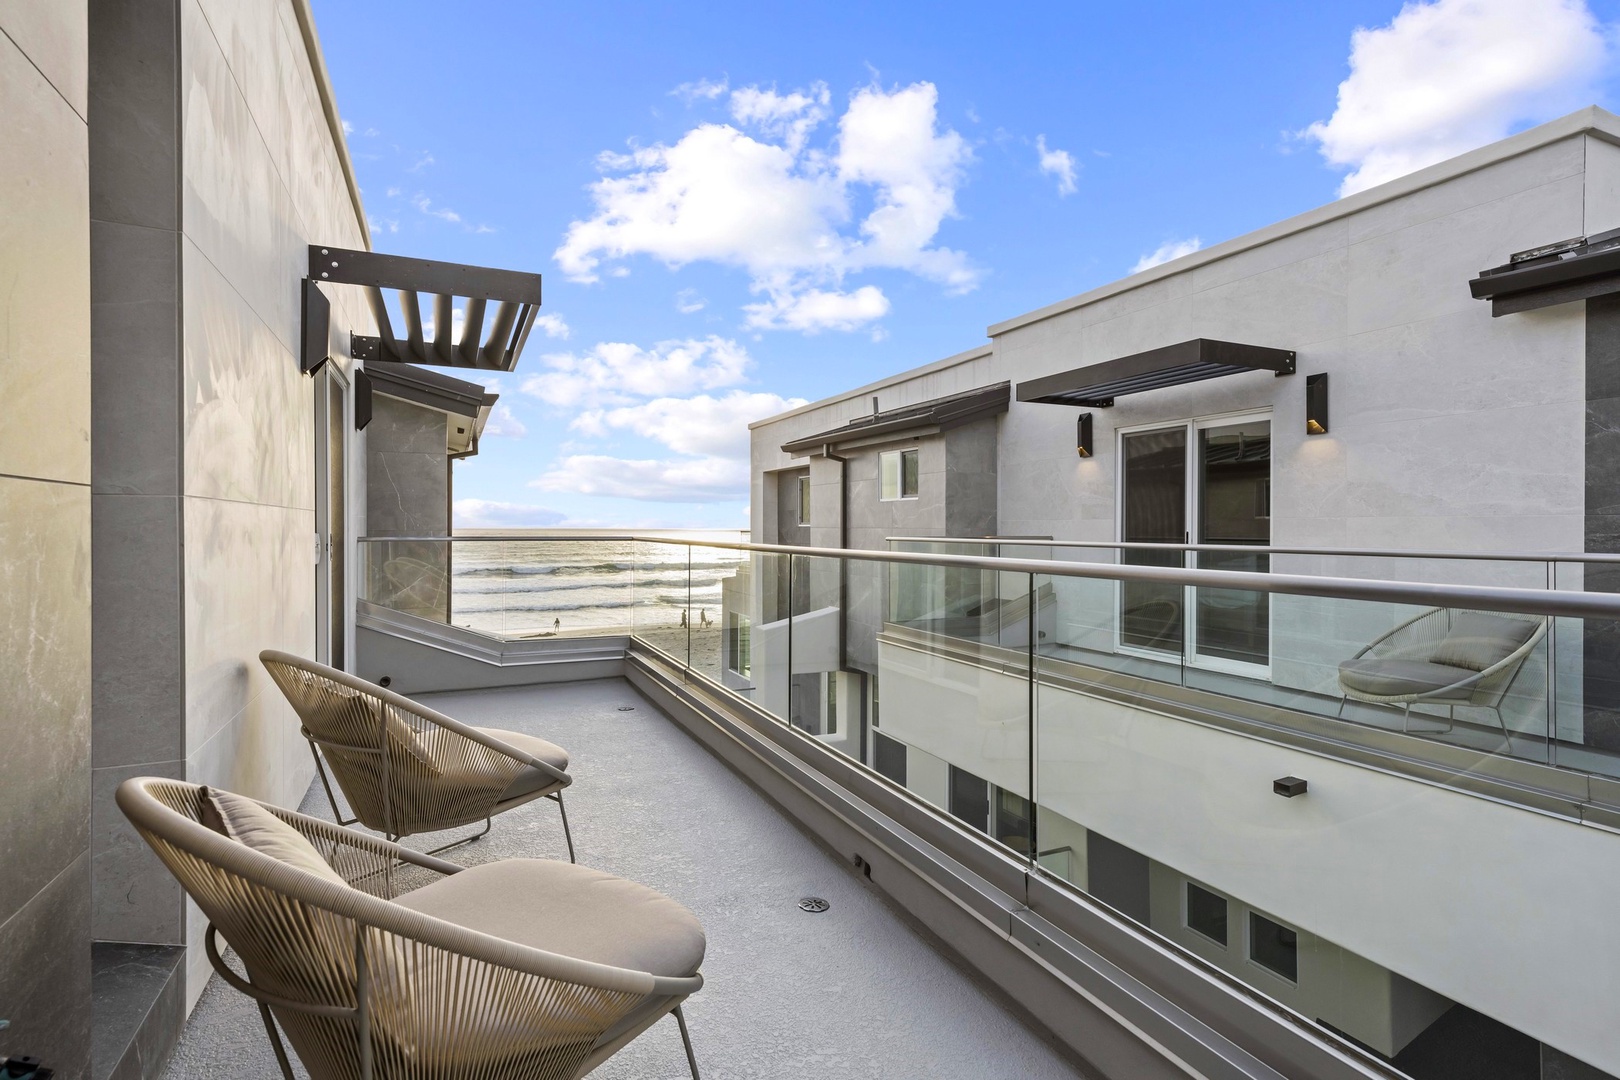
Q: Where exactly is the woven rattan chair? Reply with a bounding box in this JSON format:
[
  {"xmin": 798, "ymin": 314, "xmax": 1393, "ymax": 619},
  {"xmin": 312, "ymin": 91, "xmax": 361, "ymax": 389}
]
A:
[
  {"xmin": 1336, "ymin": 608, "xmax": 1546, "ymax": 744},
  {"xmin": 261, "ymin": 650, "xmax": 575, "ymax": 859},
  {"xmin": 117, "ymin": 776, "xmax": 705, "ymax": 1080}
]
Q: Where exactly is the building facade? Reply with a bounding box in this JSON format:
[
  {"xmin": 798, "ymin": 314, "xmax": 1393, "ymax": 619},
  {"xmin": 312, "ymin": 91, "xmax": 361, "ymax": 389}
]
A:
[{"xmin": 746, "ymin": 109, "xmax": 1620, "ymax": 1078}]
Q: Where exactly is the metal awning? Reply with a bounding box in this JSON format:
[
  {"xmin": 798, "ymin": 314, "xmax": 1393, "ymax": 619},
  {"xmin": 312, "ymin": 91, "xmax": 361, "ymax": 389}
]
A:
[
  {"xmin": 1015, "ymin": 339, "xmax": 1295, "ymax": 408},
  {"xmin": 780, "ymin": 382, "xmax": 1010, "ymax": 456},
  {"xmin": 1469, "ymin": 227, "xmax": 1620, "ymax": 315},
  {"xmin": 306, "ymin": 246, "xmax": 542, "ymax": 371}
]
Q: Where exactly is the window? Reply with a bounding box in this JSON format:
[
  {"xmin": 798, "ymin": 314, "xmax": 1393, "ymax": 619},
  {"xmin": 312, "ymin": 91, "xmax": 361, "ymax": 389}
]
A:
[
  {"xmin": 993, "ymin": 788, "xmax": 1033, "ymax": 856},
  {"xmin": 880, "ymin": 448, "xmax": 920, "ymax": 500},
  {"xmin": 726, "ymin": 613, "xmax": 751, "ymax": 677},
  {"xmin": 1185, "ymin": 881, "xmax": 1228, "ymax": 946},
  {"xmin": 874, "ymin": 731, "xmax": 906, "ymax": 785},
  {"xmin": 797, "ymin": 473, "xmax": 811, "ymax": 524},
  {"xmin": 825, "ymin": 671, "xmax": 838, "ymax": 734},
  {"xmin": 948, "ymin": 765, "xmax": 989, "ymax": 831},
  {"xmin": 1249, "ymin": 911, "xmax": 1298, "ymax": 982}
]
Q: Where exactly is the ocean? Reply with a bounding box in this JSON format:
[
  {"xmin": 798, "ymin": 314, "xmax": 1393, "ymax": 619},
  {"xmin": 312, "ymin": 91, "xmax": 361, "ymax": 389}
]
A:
[{"xmin": 447, "ymin": 530, "xmax": 749, "ymax": 638}]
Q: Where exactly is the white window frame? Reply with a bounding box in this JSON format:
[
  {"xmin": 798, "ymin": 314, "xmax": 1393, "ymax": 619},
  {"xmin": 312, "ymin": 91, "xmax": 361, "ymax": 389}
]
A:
[
  {"xmin": 1113, "ymin": 408, "xmax": 1274, "ymax": 679},
  {"xmin": 881, "ymin": 448, "xmax": 920, "ymax": 501}
]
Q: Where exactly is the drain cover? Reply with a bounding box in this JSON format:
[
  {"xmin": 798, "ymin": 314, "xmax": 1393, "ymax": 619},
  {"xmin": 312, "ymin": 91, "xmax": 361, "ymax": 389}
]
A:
[
  {"xmin": 798, "ymin": 897, "xmax": 830, "ymax": 913},
  {"xmin": 617, "ymin": 706, "xmax": 635, "ymax": 712}
]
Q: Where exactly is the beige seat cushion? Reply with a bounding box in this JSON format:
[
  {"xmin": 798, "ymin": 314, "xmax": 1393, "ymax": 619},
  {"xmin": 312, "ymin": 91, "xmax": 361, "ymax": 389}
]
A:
[
  {"xmin": 395, "ymin": 859, "xmax": 704, "ymax": 978},
  {"xmin": 1338, "ymin": 658, "xmax": 1477, "ymax": 700},
  {"xmin": 475, "ymin": 727, "xmax": 570, "ymax": 800},
  {"xmin": 199, "ymin": 787, "xmax": 346, "ymax": 887}
]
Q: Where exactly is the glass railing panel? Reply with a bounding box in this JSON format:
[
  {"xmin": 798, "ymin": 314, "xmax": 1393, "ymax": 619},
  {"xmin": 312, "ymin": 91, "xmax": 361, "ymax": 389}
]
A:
[
  {"xmin": 684, "ymin": 543, "xmax": 749, "ymax": 689},
  {"xmin": 361, "ymin": 538, "xmax": 452, "ymax": 625},
  {"xmin": 1549, "ymin": 560, "xmax": 1620, "ymax": 779},
  {"xmin": 630, "ymin": 539, "xmax": 689, "ymax": 665}
]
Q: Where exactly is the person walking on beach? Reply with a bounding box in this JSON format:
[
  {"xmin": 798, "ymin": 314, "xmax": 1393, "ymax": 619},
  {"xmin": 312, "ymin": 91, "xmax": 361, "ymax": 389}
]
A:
[
  {"xmin": 553, "ymin": 617, "xmax": 560, "ymax": 635},
  {"xmin": 680, "ymin": 610, "xmax": 688, "ymax": 628}
]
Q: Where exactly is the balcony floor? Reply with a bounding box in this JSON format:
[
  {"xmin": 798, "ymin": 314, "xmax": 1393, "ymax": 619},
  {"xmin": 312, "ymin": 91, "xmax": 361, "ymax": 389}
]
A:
[{"xmin": 162, "ymin": 677, "xmax": 1084, "ymax": 1079}]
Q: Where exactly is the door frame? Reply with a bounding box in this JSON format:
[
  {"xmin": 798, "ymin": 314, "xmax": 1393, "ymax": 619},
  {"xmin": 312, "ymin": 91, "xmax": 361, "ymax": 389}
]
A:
[
  {"xmin": 1113, "ymin": 408, "xmax": 1273, "ymax": 678},
  {"xmin": 314, "ymin": 365, "xmax": 351, "ymax": 670}
]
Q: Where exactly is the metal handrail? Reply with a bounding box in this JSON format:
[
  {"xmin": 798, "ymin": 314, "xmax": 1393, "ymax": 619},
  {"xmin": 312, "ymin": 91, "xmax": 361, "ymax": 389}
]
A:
[
  {"xmin": 884, "ymin": 535, "xmax": 1620, "ymax": 566},
  {"xmin": 356, "ymin": 534, "xmax": 1620, "ymax": 620}
]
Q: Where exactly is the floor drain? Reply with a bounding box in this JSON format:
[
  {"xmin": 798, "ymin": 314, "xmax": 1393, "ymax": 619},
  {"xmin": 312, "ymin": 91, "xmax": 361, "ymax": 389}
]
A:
[
  {"xmin": 617, "ymin": 706, "xmax": 635, "ymax": 712},
  {"xmin": 798, "ymin": 897, "xmax": 830, "ymax": 913}
]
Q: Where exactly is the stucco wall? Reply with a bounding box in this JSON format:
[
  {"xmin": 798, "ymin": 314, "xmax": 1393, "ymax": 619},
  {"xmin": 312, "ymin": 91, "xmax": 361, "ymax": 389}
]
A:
[{"xmin": 0, "ymin": 1, "xmax": 92, "ymax": 1072}]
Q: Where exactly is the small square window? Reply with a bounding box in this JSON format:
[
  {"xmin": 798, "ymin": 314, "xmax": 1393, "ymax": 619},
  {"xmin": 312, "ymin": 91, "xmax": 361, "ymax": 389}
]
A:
[
  {"xmin": 881, "ymin": 448, "xmax": 920, "ymax": 500},
  {"xmin": 1249, "ymin": 911, "xmax": 1298, "ymax": 982},
  {"xmin": 1185, "ymin": 881, "xmax": 1228, "ymax": 947}
]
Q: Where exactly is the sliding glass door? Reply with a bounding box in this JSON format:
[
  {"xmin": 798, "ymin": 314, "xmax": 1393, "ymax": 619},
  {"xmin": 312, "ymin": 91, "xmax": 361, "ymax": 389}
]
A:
[{"xmin": 1118, "ymin": 414, "xmax": 1271, "ymax": 675}]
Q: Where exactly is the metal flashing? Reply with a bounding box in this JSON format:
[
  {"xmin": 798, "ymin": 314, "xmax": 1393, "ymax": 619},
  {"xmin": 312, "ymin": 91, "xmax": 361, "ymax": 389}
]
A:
[
  {"xmin": 1017, "ymin": 339, "xmax": 1296, "ymax": 408},
  {"xmin": 779, "ymin": 382, "xmax": 1010, "ymax": 455},
  {"xmin": 1470, "ymin": 226, "xmax": 1620, "ymax": 315}
]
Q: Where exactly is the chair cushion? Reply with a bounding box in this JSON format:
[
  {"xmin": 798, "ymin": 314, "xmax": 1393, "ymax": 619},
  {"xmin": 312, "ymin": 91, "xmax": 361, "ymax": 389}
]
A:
[
  {"xmin": 394, "ymin": 859, "xmax": 704, "ymax": 978},
  {"xmin": 199, "ymin": 787, "xmax": 346, "ymax": 887},
  {"xmin": 1338, "ymin": 658, "xmax": 1477, "ymax": 700},
  {"xmin": 1430, "ymin": 612, "xmax": 1538, "ymax": 672},
  {"xmin": 475, "ymin": 727, "xmax": 570, "ymax": 800}
]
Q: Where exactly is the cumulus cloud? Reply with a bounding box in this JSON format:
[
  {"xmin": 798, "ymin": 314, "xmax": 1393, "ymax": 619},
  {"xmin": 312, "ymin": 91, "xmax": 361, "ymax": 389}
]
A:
[
  {"xmin": 672, "ymin": 76, "xmax": 729, "ymax": 104},
  {"xmin": 1035, "ymin": 135, "xmax": 1078, "ymax": 195},
  {"xmin": 1132, "ymin": 237, "xmax": 1203, "ymax": 273},
  {"xmin": 742, "ymin": 285, "xmax": 890, "ymax": 332},
  {"xmin": 532, "ymin": 455, "xmax": 749, "ymax": 503},
  {"xmin": 572, "ymin": 390, "xmax": 806, "ymax": 458},
  {"xmin": 481, "ymin": 403, "xmax": 526, "ymax": 439},
  {"xmin": 675, "ymin": 288, "xmax": 707, "ymax": 314},
  {"xmin": 520, "ymin": 336, "xmax": 751, "ymax": 409},
  {"xmin": 533, "ymin": 313, "xmax": 571, "ymax": 339},
  {"xmin": 554, "ymin": 81, "xmax": 976, "ymax": 332},
  {"xmin": 1303, "ymin": 0, "xmax": 1609, "ymax": 196},
  {"xmin": 452, "ymin": 499, "xmax": 566, "ymax": 528}
]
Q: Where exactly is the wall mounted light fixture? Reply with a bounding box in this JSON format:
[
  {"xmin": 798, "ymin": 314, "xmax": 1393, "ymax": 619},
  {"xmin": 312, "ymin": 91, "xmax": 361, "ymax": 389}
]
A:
[
  {"xmin": 1076, "ymin": 412, "xmax": 1094, "ymax": 457},
  {"xmin": 1305, "ymin": 373, "xmax": 1329, "ymax": 435}
]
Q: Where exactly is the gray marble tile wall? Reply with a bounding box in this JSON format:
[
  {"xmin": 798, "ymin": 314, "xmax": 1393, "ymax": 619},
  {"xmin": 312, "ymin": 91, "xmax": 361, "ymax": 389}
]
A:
[
  {"xmin": 0, "ymin": 2, "xmax": 92, "ymax": 1075},
  {"xmin": 1583, "ymin": 294, "xmax": 1620, "ymax": 753}
]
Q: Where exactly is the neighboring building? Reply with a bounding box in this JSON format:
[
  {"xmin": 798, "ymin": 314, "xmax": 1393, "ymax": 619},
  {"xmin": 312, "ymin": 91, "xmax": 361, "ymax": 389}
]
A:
[
  {"xmin": 746, "ymin": 108, "xmax": 1620, "ymax": 1076},
  {"xmin": 0, "ymin": 3, "xmax": 525, "ymax": 1075}
]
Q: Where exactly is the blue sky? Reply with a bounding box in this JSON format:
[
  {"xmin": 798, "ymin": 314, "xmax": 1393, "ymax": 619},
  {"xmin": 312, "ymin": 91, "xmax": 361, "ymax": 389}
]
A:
[{"xmin": 312, "ymin": 0, "xmax": 1620, "ymax": 529}]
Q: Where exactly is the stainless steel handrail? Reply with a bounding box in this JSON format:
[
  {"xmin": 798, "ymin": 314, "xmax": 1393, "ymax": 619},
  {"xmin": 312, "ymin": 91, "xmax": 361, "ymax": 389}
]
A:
[
  {"xmin": 357, "ymin": 535, "xmax": 1620, "ymax": 619},
  {"xmin": 884, "ymin": 535, "xmax": 1620, "ymax": 566}
]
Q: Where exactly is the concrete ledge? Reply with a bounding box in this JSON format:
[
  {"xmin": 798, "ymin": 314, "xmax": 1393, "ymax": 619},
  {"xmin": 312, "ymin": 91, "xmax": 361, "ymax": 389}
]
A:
[{"xmin": 91, "ymin": 942, "xmax": 184, "ymax": 1080}]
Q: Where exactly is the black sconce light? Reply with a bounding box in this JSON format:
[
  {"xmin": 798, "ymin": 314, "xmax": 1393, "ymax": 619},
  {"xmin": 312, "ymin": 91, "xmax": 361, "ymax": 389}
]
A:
[
  {"xmin": 1305, "ymin": 373, "xmax": 1329, "ymax": 435},
  {"xmin": 1076, "ymin": 411, "xmax": 1094, "ymax": 457}
]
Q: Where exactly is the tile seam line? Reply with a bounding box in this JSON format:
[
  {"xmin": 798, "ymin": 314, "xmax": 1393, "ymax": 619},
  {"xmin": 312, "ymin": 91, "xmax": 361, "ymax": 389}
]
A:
[
  {"xmin": 179, "ymin": 233, "xmax": 312, "ymax": 369},
  {"xmin": 0, "ymin": 22, "xmax": 87, "ymax": 124},
  {"xmin": 1, "ymin": 471, "xmax": 90, "ymax": 488},
  {"xmin": 0, "ymin": 850, "xmax": 88, "ymax": 941}
]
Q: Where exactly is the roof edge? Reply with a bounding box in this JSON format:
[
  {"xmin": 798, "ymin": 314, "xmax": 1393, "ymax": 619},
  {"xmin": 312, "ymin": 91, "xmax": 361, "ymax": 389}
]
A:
[
  {"xmin": 749, "ymin": 343, "xmax": 994, "ymax": 431},
  {"xmin": 290, "ymin": 0, "xmax": 370, "ymax": 250},
  {"xmin": 988, "ymin": 105, "xmax": 1620, "ymax": 338}
]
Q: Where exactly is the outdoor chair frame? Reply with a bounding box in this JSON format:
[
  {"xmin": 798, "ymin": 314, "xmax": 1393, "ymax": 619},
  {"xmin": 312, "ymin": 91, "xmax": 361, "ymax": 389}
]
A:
[
  {"xmin": 261, "ymin": 650, "xmax": 575, "ymax": 859},
  {"xmin": 117, "ymin": 776, "xmax": 703, "ymax": 1080},
  {"xmin": 1336, "ymin": 608, "xmax": 1547, "ymax": 746}
]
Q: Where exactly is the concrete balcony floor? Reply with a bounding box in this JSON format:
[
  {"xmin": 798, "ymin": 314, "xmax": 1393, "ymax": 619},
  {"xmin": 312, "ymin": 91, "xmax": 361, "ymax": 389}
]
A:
[{"xmin": 162, "ymin": 677, "xmax": 1084, "ymax": 1079}]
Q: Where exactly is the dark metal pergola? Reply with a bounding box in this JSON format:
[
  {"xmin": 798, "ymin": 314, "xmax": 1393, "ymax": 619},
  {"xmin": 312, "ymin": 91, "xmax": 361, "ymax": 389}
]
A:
[
  {"xmin": 1015, "ymin": 338, "xmax": 1295, "ymax": 408},
  {"xmin": 303, "ymin": 245, "xmax": 542, "ymax": 372}
]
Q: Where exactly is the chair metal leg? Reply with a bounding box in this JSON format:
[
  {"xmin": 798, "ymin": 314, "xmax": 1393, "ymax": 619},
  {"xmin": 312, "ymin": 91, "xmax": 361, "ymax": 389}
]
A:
[
  {"xmin": 674, "ymin": 1004, "xmax": 701, "ymax": 1079},
  {"xmin": 418, "ymin": 816, "xmax": 492, "ymax": 856},
  {"xmin": 1491, "ymin": 706, "xmax": 1513, "ymax": 749},
  {"xmin": 1336, "ymin": 696, "xmax": 1349, "ymax": 720},
  {"xmin": 555, "ymin": 791, "xmax": 576, "ymax": 863},
  {"xmin": 309, "ymin": 741, "xmax": 359, "ymax": 827},
  {"xmin": 257, "ymin": 1001, "xmax": 296, "ymax": 1080}
]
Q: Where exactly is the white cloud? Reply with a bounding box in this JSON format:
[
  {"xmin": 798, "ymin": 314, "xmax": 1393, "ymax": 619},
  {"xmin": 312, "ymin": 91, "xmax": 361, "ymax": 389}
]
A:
[
  {"xmin": 572, "ymin": 390, "xmax": 805, "ymax": 458},
  {"xmin": 532, "ymin": 455, "xmax": 749, "ymax": 502},
  {"xmin": 672, "ymin": 76, "xmax": 729, "ymax": 104},
  {"xmin": 1304, "ymin": 0, "xmax": 1608, "ymax": 196},
  {"xmin": 533, "ymin": 313, "xmax": 571, "ymax": 339},
  {"xmin": 408, "ymin": 152, "xmax": 435, "ymax": 173},
  {"xmin": 1132, "ymin": 237, "xmax": 1203, "ymax": 273},
  {"xmin": 675, "ymin": 288, "xmax": 707, "ymax": 313},
  {"xmin": 1035, "ymin": 135, "xmax": 1078, "ymax": 196},
  {"xmin": 342, "ymin": 119, "xmax": 355, "ymax": 134},
  {"xmin": 520, "ymin": 336, "xmax": 752, "ymax": 409},
  {"xmin": 554, "ymin": 81, "xmax": 977, "ymax": 333},
  {"xmin": 742, "ymin": 285, "xmax": 890, "ymax": 332},
  {"xmin": 411, "ymin": 193, "xmax": 461, "ymax": 224},
  {"xmin": 481, "ymin": 403, "xmax": 527, "ymax": 439},
  {"xmin": 453, "ymin": 499, "xmax": 565, "ymax": 528}
]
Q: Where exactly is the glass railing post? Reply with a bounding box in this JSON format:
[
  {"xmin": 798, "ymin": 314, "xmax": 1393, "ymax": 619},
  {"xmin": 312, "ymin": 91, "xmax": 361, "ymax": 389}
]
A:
[{"xmin": 1027, "ymin": 570, "xmax": 1038, "ymax": 870}]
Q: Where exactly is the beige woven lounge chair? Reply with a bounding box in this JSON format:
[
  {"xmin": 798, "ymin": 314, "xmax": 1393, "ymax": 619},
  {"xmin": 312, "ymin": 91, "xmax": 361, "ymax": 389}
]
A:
[
  {"xmin": 117, "ymin": 776, "xmax": 706, "ymax": 1079},
  {"xmin": 261, "ymin": 650, "xmax": 575, "ymax": 859},
  {"xmin": 1337, "ymin": 608, "xmax": 1546, "ymax": 744}
]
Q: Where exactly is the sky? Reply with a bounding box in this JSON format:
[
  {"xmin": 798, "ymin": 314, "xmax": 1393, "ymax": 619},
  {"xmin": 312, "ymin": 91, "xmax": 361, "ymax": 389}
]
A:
[{"xmin": 310, "ymin": 0, "xmax": 1620, "ymax": 530}]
